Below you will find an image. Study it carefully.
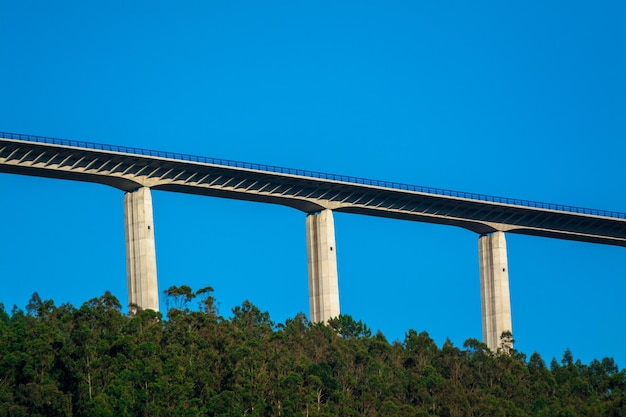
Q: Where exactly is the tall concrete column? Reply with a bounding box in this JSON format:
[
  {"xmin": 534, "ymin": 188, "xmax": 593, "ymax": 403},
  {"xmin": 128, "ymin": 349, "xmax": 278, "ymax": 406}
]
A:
[
  {"xmin": 306, "ymin": 209, "xmax": 340, "ymax": 323},
  {"xmin": 478, "ymin": 231, "xmax": 512, "ymax": 351},
  {"xmin": 124, "ymin": 187, "xmax": 159, "ymax": 313}
]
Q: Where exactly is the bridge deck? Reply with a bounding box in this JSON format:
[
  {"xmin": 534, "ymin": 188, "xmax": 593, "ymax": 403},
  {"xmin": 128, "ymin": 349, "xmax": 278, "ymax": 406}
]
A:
[{"xmin": 1, "ymin": 132, "xmax": 625, "ymax": 246}]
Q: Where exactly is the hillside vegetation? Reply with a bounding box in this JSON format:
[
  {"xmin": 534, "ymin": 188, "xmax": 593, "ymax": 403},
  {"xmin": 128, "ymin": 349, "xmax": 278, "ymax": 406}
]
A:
[{"xmin": 0, "ymin": 287, "xmax": 624, "ymax": 416}]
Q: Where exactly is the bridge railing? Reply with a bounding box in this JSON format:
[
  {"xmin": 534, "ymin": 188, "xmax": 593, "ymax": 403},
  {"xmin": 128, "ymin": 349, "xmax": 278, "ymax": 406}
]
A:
[{"xmin": 2, "ymin": 132, "xmax": 625, "ymax": 220}]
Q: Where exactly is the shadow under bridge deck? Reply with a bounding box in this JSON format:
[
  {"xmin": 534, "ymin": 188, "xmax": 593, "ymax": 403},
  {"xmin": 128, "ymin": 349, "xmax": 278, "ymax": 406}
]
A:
[{"xmin": 1, "ymin": 133, "xmax": 626, "ymax": 247}]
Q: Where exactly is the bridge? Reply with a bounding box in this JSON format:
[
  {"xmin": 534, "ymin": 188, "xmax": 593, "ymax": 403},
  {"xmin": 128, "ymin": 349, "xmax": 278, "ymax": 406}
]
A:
[{"xmin": 2, "ymin": 132, "xmax": 625, "ymax": 350}]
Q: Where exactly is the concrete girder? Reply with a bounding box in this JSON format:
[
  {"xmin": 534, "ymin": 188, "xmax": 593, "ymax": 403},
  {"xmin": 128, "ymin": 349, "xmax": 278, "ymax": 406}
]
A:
[{"xmin": 2, "ymin": 137, "xmax": 626, "ymax": 246}]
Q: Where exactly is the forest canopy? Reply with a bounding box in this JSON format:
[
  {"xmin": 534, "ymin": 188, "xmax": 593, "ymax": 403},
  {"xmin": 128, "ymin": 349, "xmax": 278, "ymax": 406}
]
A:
[{"xmin": 0, "ymin": 287, "xmax": 624, "ymax": 417}]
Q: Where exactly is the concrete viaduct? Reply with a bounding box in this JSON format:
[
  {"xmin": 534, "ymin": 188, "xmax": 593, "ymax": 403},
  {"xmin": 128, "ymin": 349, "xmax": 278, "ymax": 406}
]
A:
[{"xmin": 2, "ymin": 132, "xmax": 626, "ymax": 350}]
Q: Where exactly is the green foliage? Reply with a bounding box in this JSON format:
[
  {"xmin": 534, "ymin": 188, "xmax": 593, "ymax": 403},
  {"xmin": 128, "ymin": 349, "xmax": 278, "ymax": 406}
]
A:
[
  {"xmin": 163, "ymin": 285, "xmax": 195, "ymax": 311},
  {"xmin": 0, "ymin": 289, "xmax": 624, "ymax": 416},
  {"xmin": 328, "ymin": 314, "xmax": 372, "ymax": 339}
]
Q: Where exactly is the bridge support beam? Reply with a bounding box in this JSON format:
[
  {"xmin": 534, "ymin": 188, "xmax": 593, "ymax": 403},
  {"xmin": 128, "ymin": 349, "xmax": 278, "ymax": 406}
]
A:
[
  {"xmin": 478, "ymin": 231, "xmax": 512, "ymax": 351},
  {"xmin": 124, "ymin": 187, "xmax": 159, "ymax": 313},
  {"xmin": 306, "ymin": 209, "xmax": 340, "ymax": 323}
]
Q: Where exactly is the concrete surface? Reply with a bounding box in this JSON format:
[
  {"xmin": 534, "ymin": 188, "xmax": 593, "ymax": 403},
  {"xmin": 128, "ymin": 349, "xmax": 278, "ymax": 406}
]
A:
[
  {"xmin": 306, "ymin": 209, "xmax": 340, "ymax": 323},
  {"xmin": 124, "ymin": 187, "xmax": 159, "ymax": 312},
  {"xmin": 479, "ymin": 231, "xmax": 512, "ymax": 351}
]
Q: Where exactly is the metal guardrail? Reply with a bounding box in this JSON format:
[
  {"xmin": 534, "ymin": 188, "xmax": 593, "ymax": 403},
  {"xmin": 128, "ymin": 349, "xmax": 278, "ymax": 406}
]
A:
[{"xmin": 2, "ymin": 132, "xmax": 625, "ymax": 220}]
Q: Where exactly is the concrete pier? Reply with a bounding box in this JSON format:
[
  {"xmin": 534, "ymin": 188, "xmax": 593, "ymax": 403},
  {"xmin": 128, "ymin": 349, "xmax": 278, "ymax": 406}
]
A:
[
  {"xmin": 306, "ymin": 209, "xmax": 340, "ymax": 323},
  {"xmin": 478, "ymin": 231, "xmax": 512, "ymax": 351},
  {"xmin": 124, "ymin": 187, "xmax": 159, "ymax": 313}
]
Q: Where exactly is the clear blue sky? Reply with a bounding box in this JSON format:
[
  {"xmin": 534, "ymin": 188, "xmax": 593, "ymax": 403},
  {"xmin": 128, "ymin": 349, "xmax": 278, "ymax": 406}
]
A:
[{"xmin": 1, "ymin": 1, "xmax": 624, "ymax": 366}]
